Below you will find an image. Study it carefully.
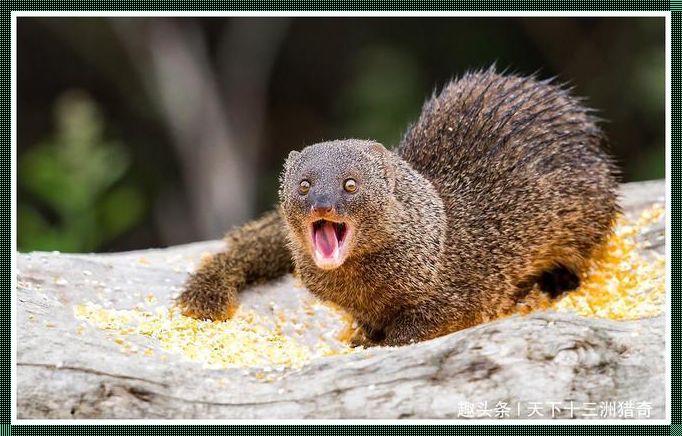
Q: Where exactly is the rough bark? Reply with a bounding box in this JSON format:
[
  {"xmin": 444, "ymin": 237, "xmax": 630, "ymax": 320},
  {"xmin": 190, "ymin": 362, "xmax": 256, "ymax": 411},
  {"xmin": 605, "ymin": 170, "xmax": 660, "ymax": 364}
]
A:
[{"xmin": 16, "ymin": 180, "xmax": 666, "ymax": 420}]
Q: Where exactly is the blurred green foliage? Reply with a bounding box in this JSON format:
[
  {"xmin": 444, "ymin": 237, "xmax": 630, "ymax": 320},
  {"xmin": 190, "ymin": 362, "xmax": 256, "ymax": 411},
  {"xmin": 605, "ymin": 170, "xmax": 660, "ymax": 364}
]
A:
[
  {"xmin": 338, "ymin": 46, "xmax": 426, "ymax": 146},
  {"xmin": 629, "ymin": 47, "xmax": 666, "ymax": 180},
  {"xmin": 18, "ymin": 91, "xmax": 145, "ymax": 252},
  {"xmin": 18, "ymin": 17, "xmax": 665, "ymax": 252}
]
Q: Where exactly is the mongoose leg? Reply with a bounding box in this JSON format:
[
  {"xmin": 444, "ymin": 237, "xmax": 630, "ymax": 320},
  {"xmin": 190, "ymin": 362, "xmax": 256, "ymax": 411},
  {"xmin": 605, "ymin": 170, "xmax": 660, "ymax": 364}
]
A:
[
  {"xmin": 538, "ymin": 266, "xmax": 581, "ymax": 298},
  {"xmin": 380, "ymin": 315, "xmax": 435, "ymax": 347},
  {"xmin": 176, "ymin": 210, "xmax": 293, "ymax": 320},
  {"xmin": 349, "ymin": 310, "xmax": 450, "ymax": 348},
  {"xmin": 349, "ymin": 323, "xmax": 386, "ymax": 348}
]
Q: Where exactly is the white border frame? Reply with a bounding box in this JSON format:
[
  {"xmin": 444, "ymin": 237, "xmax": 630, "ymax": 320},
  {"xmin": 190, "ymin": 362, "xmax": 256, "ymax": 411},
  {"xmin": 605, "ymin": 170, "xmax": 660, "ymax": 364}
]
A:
[{"xmin": 10, "ymin": 10, "xmax": 672, "ymax": 425}]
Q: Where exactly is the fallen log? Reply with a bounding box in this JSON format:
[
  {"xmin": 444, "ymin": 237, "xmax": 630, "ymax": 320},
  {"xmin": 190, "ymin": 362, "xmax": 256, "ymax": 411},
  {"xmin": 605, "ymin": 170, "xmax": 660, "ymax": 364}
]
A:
[{"xmin": 16, "ymin": 180, "xmax": 666, "ymax": 419}]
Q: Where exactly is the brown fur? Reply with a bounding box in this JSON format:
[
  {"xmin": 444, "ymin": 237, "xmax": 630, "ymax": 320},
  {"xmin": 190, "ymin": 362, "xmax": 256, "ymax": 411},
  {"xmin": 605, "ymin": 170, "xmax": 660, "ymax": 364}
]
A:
[{"xmin": 177, "ymin": 68, "xmax": 619, "ymax": 346}]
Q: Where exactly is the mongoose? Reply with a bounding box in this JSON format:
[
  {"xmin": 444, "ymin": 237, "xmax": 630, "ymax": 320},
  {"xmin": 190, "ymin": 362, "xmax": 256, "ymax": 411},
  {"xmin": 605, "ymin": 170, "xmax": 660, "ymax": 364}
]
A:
[{"xmin": 177, "ymin": 68, "xmax": 619, "ymax": 346}]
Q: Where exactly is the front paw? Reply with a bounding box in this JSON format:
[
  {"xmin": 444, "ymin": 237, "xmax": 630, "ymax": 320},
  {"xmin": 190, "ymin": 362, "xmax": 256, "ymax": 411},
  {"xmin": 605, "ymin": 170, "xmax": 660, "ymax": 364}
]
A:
[
  {"xmin": 176, "ymin": 270, "xmax": 239, "ymax": 321},
  {"xmin": 348, "ymin": 325, "xmax": 385, "ymax": 348},
  {"xmin": 349, "ymin": 328, "xmax": 377, "ymax": 348}
]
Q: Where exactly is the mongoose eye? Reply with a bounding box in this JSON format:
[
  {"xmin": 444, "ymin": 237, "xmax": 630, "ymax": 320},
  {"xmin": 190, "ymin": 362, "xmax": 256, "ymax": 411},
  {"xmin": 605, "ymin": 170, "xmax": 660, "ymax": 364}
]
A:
[
  {"xmin": 343, "ymin": 178, "xmax": 357, "ymax": 193},
  {"xmin": 299, "ymin": 180, "xmax": 311, "ymax": 195}
]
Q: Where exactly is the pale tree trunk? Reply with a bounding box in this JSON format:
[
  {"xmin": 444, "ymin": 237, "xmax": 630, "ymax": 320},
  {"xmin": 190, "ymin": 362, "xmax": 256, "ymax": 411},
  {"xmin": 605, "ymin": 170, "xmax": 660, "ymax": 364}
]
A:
[{"xmin": 112, "ymin": 18, "xmax": 289, "ymax": 242}]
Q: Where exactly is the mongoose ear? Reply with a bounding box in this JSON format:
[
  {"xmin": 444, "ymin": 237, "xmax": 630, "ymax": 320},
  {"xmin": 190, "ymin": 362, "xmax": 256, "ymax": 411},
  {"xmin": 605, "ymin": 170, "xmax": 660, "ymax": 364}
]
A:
[
  {"xmin": 286, "ymin": 150, "xmax": 300, "ymax": 164},
  {"xmin": 365, "ymin": 142, "xmax": 396, "ymax": 192},
  {"xmin": 284, "ymin": 150, "xmax": 301, "ymax": 171},
  {"xmin": 280, "ymin": 150, "xmax": 301, "ymax": 187}
]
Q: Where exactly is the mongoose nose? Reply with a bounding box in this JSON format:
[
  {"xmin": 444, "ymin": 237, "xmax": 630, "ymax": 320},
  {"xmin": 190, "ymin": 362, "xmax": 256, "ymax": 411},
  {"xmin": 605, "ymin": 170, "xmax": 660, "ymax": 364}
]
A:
[
  {"xmin": 312, "ymin": 202, "xmax": 333, "ymax": 214},
  {"xmin": 311, "ymin": 196, "xmax": 334, "ymax": 214}
]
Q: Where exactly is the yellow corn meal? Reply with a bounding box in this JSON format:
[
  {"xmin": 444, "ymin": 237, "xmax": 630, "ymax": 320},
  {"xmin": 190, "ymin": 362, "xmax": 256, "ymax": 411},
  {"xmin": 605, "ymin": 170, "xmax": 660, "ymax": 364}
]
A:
[
  {"xmin": 74, "ymin": 204, "xmax": 665, "ymax": 370},
  {"xmin": 548, "ymin": 204, "xmax": 665, "ymax": 319},
  {"xmin": 74, "ymin": 299, "xmax": 354, "ymax": 370}
]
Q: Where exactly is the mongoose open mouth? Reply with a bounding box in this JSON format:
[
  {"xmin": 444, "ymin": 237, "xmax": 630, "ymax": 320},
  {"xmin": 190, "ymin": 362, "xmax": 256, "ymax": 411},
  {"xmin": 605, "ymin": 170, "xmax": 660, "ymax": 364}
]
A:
[{"xmin": 310, "ymin": 219, "xmax": 352, "ymax": 269}]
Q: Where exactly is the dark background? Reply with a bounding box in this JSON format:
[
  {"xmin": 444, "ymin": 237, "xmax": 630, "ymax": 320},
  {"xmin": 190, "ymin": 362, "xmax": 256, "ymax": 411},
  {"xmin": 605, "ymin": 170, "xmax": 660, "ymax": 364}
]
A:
[{"xmin": 17, "ymin": 17, "xmax": 665, "ymax": 253}]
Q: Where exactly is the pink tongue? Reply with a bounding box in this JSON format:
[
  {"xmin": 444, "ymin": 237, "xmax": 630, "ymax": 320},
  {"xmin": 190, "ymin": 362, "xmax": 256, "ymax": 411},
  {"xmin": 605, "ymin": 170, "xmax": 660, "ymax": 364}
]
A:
[{"xmin": 314, "ymin": 222, "xmax": 338, "ymax": 258}]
